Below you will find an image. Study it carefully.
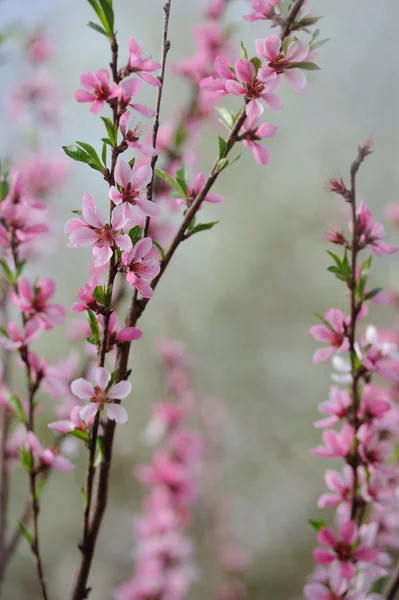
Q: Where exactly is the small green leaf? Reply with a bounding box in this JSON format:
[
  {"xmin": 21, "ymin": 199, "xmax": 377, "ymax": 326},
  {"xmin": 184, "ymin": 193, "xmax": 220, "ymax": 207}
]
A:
[
  {"xmin": 175, "ymin": 165, "xmax": 188, "ymax": 196},
  {"xmin": 218, "ymin": 136, "xmax": 228, "ymax": 160},
  {"xmin": 0, "ymin": 326, "xmax": 8, "ymax": 338},
  {"xmin": 87, "ymin": 0, "xmax": 113, "ymax": 36},
  {"xmin": 87, "ymin": 310, "xmax": 100, "ymax": 346},
  {"xmin": 62, "ymin": 144, "xmax": 103, "ymax": 172},
  {"xmin": 17, "ymin": 521, "xmax": 33, "ymax": 545},
  {"xmin": 6, "ymin": 393, "xmax": 26, "ymax": 422},
  {"xmin": 98, "ymin": 0, "xmax": 114, "ymax": 31},
  {"xmin": 174, "ymin": 122, "xmax": 187, "ymax": 148},
  {"xmin": 87, "ymin": 21, "xmax": 108, "ymax": 36},
  {"xmin": 240, "ymin": 41, "xmax": 248, "ymax": 59},
  {"xmin": 310, "ymin": 38, "xmax": 330, "ymax": 51},
  {"xmin": 288, "ymin": 61, "xmax": 321, "ymax": 71},
  {"xmin": 71, "ymin": 209, "xmax": 82, "ymax": 215},
  {"xmin": 128, "ymin": 226, "xmax": 142, "ymax": 246},
  {"xmin": 92, "ymin": 285, "xmax": 106, "ymax": 305},
  {"xmin": 216, "ymin": 107, "xmax": 235, "ymax": 130},
  {"xmin": 70, "ymin": 429, "xmax": 90, "ymax": 443},
  {"xmin": 189, "ymin": 221, "xmax": 219, "ymax": 236},
  {"xmin": 217, "ymin": 158, "xmax": 229, "ymax": 172},
  {"xmin": 101, "ymin": 117, "xmax": 117, "ymax": 146},
  {"xmin": 0, "ymin": 259, "xmax": 15, "ymax": 284},
  {"xmin": 187, "ymin": 216, "xmax": 196, "ymax": 232},
  {"xmin": 105, "ymin": 284, "xmax": 113, "ymax": 307},
  {"xmin": 250, "ymin": 56, "xmax": 262, "ymax": 71},
  {"xmin": 20, "ymin": 448, "xmax": 33, "ymax": 472},
  {"xmin": 128, "ymin": 157, "xmax": 136, "ymax": 169},
  {"xmin": 152, "ymin": 240, "xmax": 165, "ymax": 260},
  {"xmin": 16, "ymin": 260, "xmax": 27, "ymax": 278},
  {"xmin": 154, "ymin": 169, "xmax": 186, "ymax": 197},
  {"xmin": 102, "ymin": 142, "xmax": 107, "ymax": 167},
  {"xmin": 364, "ymin": 288, "xmax": 383, "ymax": 301},
  {"xmin": 308, "ymin": 519, "xmax": 327, "ymax": 532},
  {"xmin": 76, "ymin": 141, "xmax": 103, "ymax": 168}
]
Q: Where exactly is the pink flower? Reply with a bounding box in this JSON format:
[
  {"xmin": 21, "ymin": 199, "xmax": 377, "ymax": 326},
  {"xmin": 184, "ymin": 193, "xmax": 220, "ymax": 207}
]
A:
[
  {"xmin": 0, "ymin": 320, "xmax": 42, "ymax": 350},
  {"xmin": 1, "ymin": 200, "xmax": 48, "ymax": 245},
  {"xmin": 312, "ymin": 423, "xmax": 354, "ymax": 459},
  {"xmin": 309, "ymin": 309, "xmax": 350, "ymax": 363},
  {"xmin": 351, "ymin": 201, "xmax": 398, "ymax": 256},
  {"xmin": 26, "ymin": 31, "xmax": 53, "ymax": 63},
  {"xmin": 179, "ymin": 173, "xmax": 223, "ymax": 206},
  {"xmin": 71, "ymin": 278, "xmax": 100, "ymax": 313},
  {"xmin": 48, "ymin": 405, "xmax": 93, "ymax": 434},
  {"xmin": 357, "ymin": 425, "xmax": 393, "ymax": 470},
  {"xmin": 317, "ymin": 466, "xmax": 354, "ymax": 515},
  {"xmin": 109, "ymin": 160, "xmax": 159, "ymax": 219},
  {"xmin": 244, "ymin": 0, "xmax": 279, "ymax": 22},
  {"xmin": 314, "ymin": 386, "xmax": 351, "ymax": 428},
  {"xmin": 74, "ymin": 69, "xmax": 120, "ymax": 114},
  {"xmin": 119, "ymin": 112, "xmax": 158, "ymax": 157},
  {"xmin": 26, "ymin": 431, "xmax": 75, "ymax": 472},
  {"xmin": 256, "ymin": 35, "xmax": 310, "ymax": 93},
  {"xmin": 358, "ymin": 384, "xmax": 391, "ymax": 423},
  {"xmin": 314, "ymin": 521, "xmax": 378, "ymax": 580},
  {"xmin": 101, "ymin": 312, "xmax": 143, "ymax": 348},
  {"xmin": 71, "ymin": 367, "xmax": 131, "ymax": 424},
  {"xmin": 12, "ymin": 278, "xmax": 65, "ymax": 330},
  {"xmin": 201, "ymin": 56, "xmax": 282, "ymax": 118},
  {"xmin": 128, "ymin": 37, "xmax": 161, "ymax": 87},
  {"xmin": 121, "ymin": 237, "xmax": 160, "ymax": 298},
  {"xmin": 64, "ymin": 193, "xmax": 132, "ymax": 267},
  {"xmin": 240, "ymin": 116, "xmax": 277, "ymax": 165},
  {"xmin": 385, "ymin": 202, "xmax": 399, "ymax": 227},
  {"xmin": 118, "ymin": 78, "xmax": 156, "ymax": 117}
]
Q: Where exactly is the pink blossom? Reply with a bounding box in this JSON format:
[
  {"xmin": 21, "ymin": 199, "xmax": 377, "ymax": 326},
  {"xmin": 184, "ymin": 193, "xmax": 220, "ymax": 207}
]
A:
[
  {"xmin": 317, "ymin": 465, "xmax": 354, "ymax": 516},
  {"xmin": 244, "ymin": 0, "xmax": 279, "ymax": 22},
  {"xmin": 11, "ymin": 71, "xmax": 60, "ymax": 126},
  {"xmin": 48, "ymin": 405, "xmax": 93, "ymax": 434},
  {"xmin": 71, "ymin": 278, "xmax": 100, "ymax": 313},
  {"xmin": 118, "ymin": 78, "xmax": 156, "ymax": 117},
  {"xmin": 312, "ymin": 423, "xmax": 354, "ymax": 459},
  {"xmin": 309, "ymin": 308, "xmax": 350, "ymax": 363},
  {"xmin": 12, "ymin": 278, "xmax": 65, "ymax": 330},
  {"xmin": 201, "ymin": 56, "xmax": 282, "ymax": 118},
  {"xmin": 65, "ymin": 193, "xmax": 132, "ymax": 267},
  {"xmin": 128, "ymin": 37, "xmax": 161, "ymax": 87},
  {"xmin": 26, "ymin": 431, "xmax": 75, "ymax": 472},
  {"xmin": 26, "ymin": 31, "xmax": 53, "ymax": 63},
  {"xmin": 357, "ymin": 425, "xmax": 393, "ymax": 471},
  {"xmin": 119, "ymin": 111, "xmax": 158, "ymax": 157},
  {"xmin": 100, "ymin": 312, "xmax": 142, "ymax": 349},
  {"xmin": 0, "ymin": 319, "xmax": 42, "ymax": 350},
  {"xmin": 179, "ymin": 173, "xmax": 223, "ymax": 206},
  {"xmin": 74, "ymin": 69, "xmax": 120, "ymax": 113},
  {"xmin": 1, "ymin": 200, "xmax": 48, "ymax": 245},
  {"xmin": 240, "ymin": 116, "xmax": 277, "ymax": 165},
  {"xmin": 314, "ymin": 386, "xmax": 351, "ymax": 428},
  {"xmin": 71, "ymin": 367, "xmax": 131, "ymax": 424},
  {"xmin": 121, "ymin": 237, "xmax": 160, "ymax": 298},
  {"xmin": 314, "ymin": 521, "xmax": 378, "ymax": 580},
  {"xmin": 351, "ymin": 201, "xmax": 398, "ymax": 256},
  {"xmin": 360, "ymin": 325, "xmax": 399, "ymax": 382},
  {"xmin": 385, "ymin": 202, "xmax": 399, "ymax": 226},
  {"xmin": 109, "ymin": 160, "xmax": 159, "ymax": 219},
  {"xmin": 358, "ymin": 384, "xmax": 391, "ymax": 424},
  {"xmin": 256, "ymin": 35, "xmax": 310, "ymax": 93},
  {"xmin": 17, "ymin": 155, "xmax": 67, "ymax": 199}
]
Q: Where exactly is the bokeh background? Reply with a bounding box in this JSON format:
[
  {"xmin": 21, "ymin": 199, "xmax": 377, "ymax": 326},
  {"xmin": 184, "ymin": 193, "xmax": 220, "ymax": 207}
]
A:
[{"xmin": 0, "ymin": 0, "xmax": 399, "ymax": 598}]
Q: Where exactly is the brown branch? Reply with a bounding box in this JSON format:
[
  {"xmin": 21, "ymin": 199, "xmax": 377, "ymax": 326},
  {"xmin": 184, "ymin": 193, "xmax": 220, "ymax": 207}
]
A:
[{"xmin": 280, "ymin": 0, "xmax": 306, "ymax": 39}]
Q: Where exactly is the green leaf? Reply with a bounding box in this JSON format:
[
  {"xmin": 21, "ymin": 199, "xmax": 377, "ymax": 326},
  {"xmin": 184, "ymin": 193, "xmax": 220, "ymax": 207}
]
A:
[
  {"xmin": 101, "ymin": 137, "xmax": 113, "ymax": 147},
  {"xmin": 36, "ymin": 480, "xmax": 47, "ymax": 500},
  {"xmin": 17, "ymin": 521, "xmax": 33, "ymax": 545},
  {"xmin": 69, "ymin": 429, "xmax": 90, "ymax": 443},
  {"xmin": 101, "ymin": 117, "xmax": 117, "ymax": 146},
  {"xmin": 105, "ymin": 284, "xmax": 113, "ymax": 307},
  {"xmin": 187, "ymin": 216, "xmax": 196, "ymax": 232},
  {"xmin": 326, "ymin": 250, "xmax": 342, "ymax": 267},
  {"xmin": 20, "ymin": 448, "xmax": 33, "ymax": 472},
  {"xmin": 128, "ymin": 157, "xmax": 136, "ymax": 169},
  {"xmin": 128, "ymin": 226, "xmax": 142, "ymax": 246},
  {"xmin": 0, "ymin": 326, "xmax": 8, "ymax": 338},
  {"xmin": 154, "ymin": 169, "xmax": 186, "ymax": 197},
  {"xmin": 250, "ymin": 57, "xmax": 262, "ymax": 71},
  {"xmin": 6, "ymin": 393, "xmax": 26, "ymax": 422},
  {"xmin": 76, "ymin": 141, "xmax": 103, "ymax": 168},
  {"xmin": 174, "ymin": 122, "xmax": 187, "ymax": 148},
  {"xmin": 92, "ymin": 285, "xmax": 106, "ymax": 305},
  {"xmin": 364, "ymin": 288, "xmax": 383, "ymax": 301},
  {"xmin": 87, "ymin": 21, "xmax": 108, "ymax": 36},
  {"xmin": 216, "ymin": 107, "xmax": 235, "ymax": 130},
  {"xmin": 218, "ymin": 136, "xmax": 228, "ymax": 160},
  {"xmin": 288, "ymin": 61, "xmax": 321, "ymax": 71},
  {"xmin": 98, "ymin": 0, "xmax": 114, "ymax": 31},
  {"xmin": 310, "ymin": 38, "xmax": 330, "ymax": 51},
  {"xmin": 0, "ymin": 259, "xmax": 15, "ymax": 284},
  {"xmin": 152, "ymin": 240, "xmax": 165, "ymax": 260},
  {"xmin": 189, "ymin": 221, "xmax": 219, "ymax": 236},
  {"xmin": 102, "ymin": 142, "xmax": 107, "ymax": 167},
  {"xmin": 87, "ymin": 310, "xmax": 100, "ymax": 346},
  {"xmin": 240, "ymin": 41, "xmax": 248, "ymax": 59},
  {"xmin": 16, "ymin": 260, "xmax": 27, "ymax": 278},
  {"xmin": 86, "ymin": 0, "xmax": 112, "ymax": 36},
  {"xmin": 217, "ymin": 158, "xmax": 229, "ymax": 172},
  {"xmin": 71, "ymin": 209, "xmax": 82, "ymax": 215},
  {"xmin": 62, "ymin": 144, "xmax": 103, "ymax": 172},
  {"xmin": 175, "ymin": 165, "xmax": 188, "ymax": 197},
  {"xmin": 97, "ymin": 435, "xmax": 105, "ymax": 457},
  {"xmin": 308, "ymin": 519, "xmax": 327, "ymax": 532}
]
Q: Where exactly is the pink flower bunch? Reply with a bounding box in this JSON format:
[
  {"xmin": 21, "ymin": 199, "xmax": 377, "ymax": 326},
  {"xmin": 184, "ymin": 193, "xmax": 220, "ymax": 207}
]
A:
[
  {"xmin": 306, "ymin": 149, "xmax": 399, "ymax": 599},
  {"xmin": 114, "ymin": 341, "xmax": 203, "ymax": 600}
]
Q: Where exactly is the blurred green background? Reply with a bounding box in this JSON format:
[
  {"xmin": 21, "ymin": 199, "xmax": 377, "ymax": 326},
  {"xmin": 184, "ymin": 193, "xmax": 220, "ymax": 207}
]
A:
[{"xmin": 1, "ymin": 0, "xmax": 399, "ymax": 598}]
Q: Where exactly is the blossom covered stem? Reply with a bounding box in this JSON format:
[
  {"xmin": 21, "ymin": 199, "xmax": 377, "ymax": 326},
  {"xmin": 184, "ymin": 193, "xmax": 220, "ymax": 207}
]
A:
[
  {"xmin": 10, "ymin": 240, "xmax": 48, "ymax": 600},
  {"xmin": 0, "ymin": 287, "xmax": 10, "ymax": 585}
]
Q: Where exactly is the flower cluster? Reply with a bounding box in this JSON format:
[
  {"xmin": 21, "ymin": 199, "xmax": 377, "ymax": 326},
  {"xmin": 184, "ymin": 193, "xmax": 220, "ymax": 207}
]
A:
[
  {"xmin": 114, "ymin": 341, "xmax": 203, "ymax": 600},
  {"xmin": 306, "ymin": 145, "xmax": 399, "ymax": 600}
]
